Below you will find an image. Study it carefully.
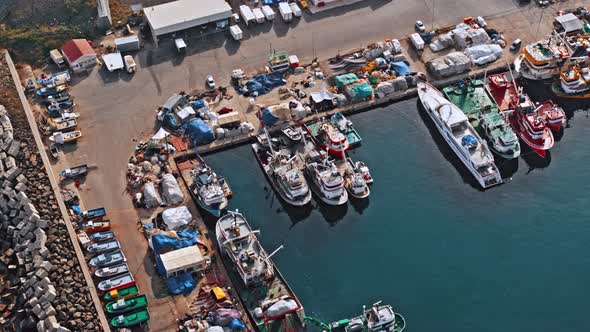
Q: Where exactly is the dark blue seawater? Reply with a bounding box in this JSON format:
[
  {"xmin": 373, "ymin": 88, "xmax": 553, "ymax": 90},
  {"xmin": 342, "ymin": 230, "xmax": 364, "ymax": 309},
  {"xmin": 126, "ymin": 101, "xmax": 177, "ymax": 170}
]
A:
[{"xmin": 205, "ymin": 96, "xmax": 590, "ymax": 332}]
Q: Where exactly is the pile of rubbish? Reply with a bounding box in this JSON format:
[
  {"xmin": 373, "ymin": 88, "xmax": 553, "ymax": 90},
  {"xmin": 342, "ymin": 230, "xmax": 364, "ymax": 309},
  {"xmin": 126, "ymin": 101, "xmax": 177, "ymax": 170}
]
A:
[
  {"xmin": 127, "ymin": 141, "xmax": 185, "ymax": 209},
  {"xmin": 180, "ymin": 285, "xmax": 247, "ymax": 332},
  {"xmin": 259, "ymin": 100, "xmax": 311, "ymax": 127},
  {"xmin": 427, "ymin": 52, "xmax": 472, "ymax": 78},
  {"xmin": 330, "ymin": 38, "xmax": 403, "ymax": 76}
]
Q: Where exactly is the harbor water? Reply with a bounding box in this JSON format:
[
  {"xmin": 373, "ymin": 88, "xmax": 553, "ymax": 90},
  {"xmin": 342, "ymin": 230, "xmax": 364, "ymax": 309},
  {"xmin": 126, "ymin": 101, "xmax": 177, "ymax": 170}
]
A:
[{"xmin": 205, "ymin": 96, "xmax": 590, "ymax": 332}]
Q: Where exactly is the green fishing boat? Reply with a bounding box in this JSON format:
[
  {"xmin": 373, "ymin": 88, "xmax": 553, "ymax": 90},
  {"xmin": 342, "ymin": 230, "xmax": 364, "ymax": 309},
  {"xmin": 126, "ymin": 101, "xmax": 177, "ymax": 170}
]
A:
[
  {"xmin": 443, "ymin": 79, "xmax": 521, "ymax": 159},
  {"xmin": 110, "ymin": 309, "xmax": 150, "ymax": 327},
  {"xmin": 103, "ymin": 284, "xmax": 139, "ymax": 302},
  {"xmin": 105, "ymin": 294, "xmax": 148, "ymax": 314}
]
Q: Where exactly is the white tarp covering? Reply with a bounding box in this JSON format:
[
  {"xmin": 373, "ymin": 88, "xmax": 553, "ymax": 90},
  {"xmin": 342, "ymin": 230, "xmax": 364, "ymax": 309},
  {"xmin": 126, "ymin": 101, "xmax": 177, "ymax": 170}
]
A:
[
  {"xmin": 465, "ymin": 44, "xmax": 503, "ymax": 65},
  {"xmin": 429, "ymin": 33, "xmax": 454, "ymax": 52},
  {"xmin": 151, "ymin": 127, "xmax": 170, "ymax": 140},
  {"xmin": 374, "ymin": 82, "xmax": 394, "ymax": 98},
  {"xmin": 161, "ymin": 206, "xmax": 192, "ymax": 230},
  {"xmin": 177, "ymin": 105, "xmax": 196, "ymax": 120},
  {"xmin": 427, "ymin": 52, "xmax": 472, "ymax": 78},
  {"xmin": 265, "ymin": 299, "xmax": 299, "ymax": 317},
  {"xmin": 143, "ymin": 182, "xmax": 162, "ymax": 208},
  {"xmin": 310, "ymin": 88, "xmax": 337, "ymax": 103},
  {"xmin": 452, "ymin": 27, "xmax": 490, "ymax": 49},
  {"xmin": 160, "ymin": 173, "xmax": 184, "ymax": 205}
]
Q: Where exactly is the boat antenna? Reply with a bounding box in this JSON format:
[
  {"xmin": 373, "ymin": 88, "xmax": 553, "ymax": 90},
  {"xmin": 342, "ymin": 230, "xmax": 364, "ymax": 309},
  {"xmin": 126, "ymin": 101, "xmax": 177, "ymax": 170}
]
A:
[
  {"xmin": 267, "ymin": 245, "xmax": 284, "ymax": 260},
  {"xmin": 264, "ymin": 127, "xmax": 275, "ymax": 156}
]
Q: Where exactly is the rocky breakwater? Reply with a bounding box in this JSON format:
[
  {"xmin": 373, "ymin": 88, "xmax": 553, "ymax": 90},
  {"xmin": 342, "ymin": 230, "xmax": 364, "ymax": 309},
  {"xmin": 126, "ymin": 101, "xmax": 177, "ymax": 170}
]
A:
[{"xmin": 0, "ymin": 57, "xmax": 100, "ymax": 331}]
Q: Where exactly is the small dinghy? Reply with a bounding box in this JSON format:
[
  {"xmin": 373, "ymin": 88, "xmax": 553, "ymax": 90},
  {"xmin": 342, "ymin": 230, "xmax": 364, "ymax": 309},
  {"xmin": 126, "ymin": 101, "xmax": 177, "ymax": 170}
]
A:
[
  {"xmin": 105, "ymin": 294, "xmax": 148, "ymax": 315},
  {"xmin": 104, "ymin": 285, "xmax": 139, "ymax": 301},
  {"xmin": 89, "ymin": 250, "xmax": 126, "ymax": 268},
  {"xmin": 49, "ymin": 130, "xmax": 82, "ymax": 144},
  {"xmin": 344, "ymin": 170, "xmax": 370, "ymax": 199},
  {"xmin": 95, "ymin": 263, "xmax": 129, "ymax": 278},
  {"xmin": 81, "ymin": 207, "xmax": 106, "ymax": 220},
  {"xmin": 98, "ymin": 273, "xmax": 135, "ymax": 292},
  {"xmin": 109, "ymin": 309, "xmax": 149, "ymax": 328},
  {"xmin": 60, "ymin": 164, "xmax": 88, "ymax": 179},
  {"xmin": 80, "ymin": 220, "xmax": 111, "ymax": 233},
  {"xmin": 89, "ymin": 230, "xmax": 115, "ymax": 242},
  {"xmin": 49, "ymin": 143, "xmax": 59, "ymax": 159},
  {"xmin": 87, "ymin": 239, "xmax": 120, "ymax": 254}
]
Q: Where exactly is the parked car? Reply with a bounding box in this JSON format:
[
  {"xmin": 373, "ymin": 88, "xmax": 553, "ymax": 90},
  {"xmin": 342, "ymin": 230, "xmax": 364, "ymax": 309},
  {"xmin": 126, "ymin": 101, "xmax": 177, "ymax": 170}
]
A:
[
  {"xmin": 510, "ymin": 39, "xmax": 522, "ymax": 52},
  {"xmin": 535, "ymin": 0, "xmax": 550, "ymax": 7},
  {"xmin": 206, "ymin": 75, "xmax": 216, "ymax": 90},
  {"xmin": 415, "ymin": 20, "xmax": 426, "ymax": 33}
]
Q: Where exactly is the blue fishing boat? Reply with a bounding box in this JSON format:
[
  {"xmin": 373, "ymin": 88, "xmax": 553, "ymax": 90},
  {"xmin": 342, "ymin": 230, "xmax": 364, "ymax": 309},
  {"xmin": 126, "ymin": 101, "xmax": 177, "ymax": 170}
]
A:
[
  {"xmin": 330, "ymin": 112, "xmax": 362, "ymax": 147},
  {"xmin": 81, "ymin": 207, "xmax": 106, "ymax": 220}
]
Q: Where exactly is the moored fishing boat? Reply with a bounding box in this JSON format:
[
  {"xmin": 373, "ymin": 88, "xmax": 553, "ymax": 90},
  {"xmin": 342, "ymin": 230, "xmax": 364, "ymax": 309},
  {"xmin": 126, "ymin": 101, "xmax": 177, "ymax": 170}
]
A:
[
  {"xmin": 89, "ymin": 230, "xmax": 115, "ymax": 242},
  {"xmin": 216, "ymin": 211, "xmax": 305, "ymax": 332},
  {"xmin": 418, "ymin": 82, "xmax": 502, "ymax": 188},
  {"xmin": 98, "ymin": 273, "xmax": 135, "ymax": 292},
  {"xmin": 188, "ymin": 156, "xmax": 231, "ymax": 217},
  {"xmin": 215, "ymin": 210, "xmax": 274, "ymax": 286},
  {"xmin": 487, "ymin": 73, "xmax": 554, "ymax": 158},
  {"xmin": 89, "ymin": 249, "xmax": 126, "ymax": 268},
  {"xmin": 252, "ymin": 129, "xmax": 312, "ymax": 207},
  {"xmin": 331, "ymin": 112, "xmax": 362, "ymax": 147},
  {"xmin": 81, "ymin": 207, "xmax": 106, "ymax": 220},
  {"xmin": 513, "ymin": 33, "xmax": 585, "ymax": 81},
  {"xmin": 303, "ymin": 150, "xmax": 348, "ymax": 205},
  {"xmin": 306, "ymin": 120, "xmax": 350, "ymax": 158},
  {"xmin": 104, "ymin": 284, "xmax": 140, "ymax": 301},
  {"xmin": 328, "ymin": 302, "xmax": 406, "ymax": 332},
  {"xmin": 443, "ymin": 79, "xmax": 521, "ymax": 159},
  {"xmin": 87, "ymin": 239, "xmax": 120, "ymax": 254},
  {"xmin": 344, "ymin": 168, "xmax": 370, "ymax": 199},
  {"xmin": 105, "ymin": 294, "xmax": 148, "ymax": 315},
  {"xmin": 551, "ymin": 63, "xmax": 590, "ymax": 98},
  {"xmin": 349, "ymin": 158, "xmax": 373, "ymax": 185},
  {"xmin": 95, "ymin": 263, "xmax": 129, "ymax": 278},
  {"xmin": 110, "ymin": 309, "xmax": 149, "ymax": 328}
]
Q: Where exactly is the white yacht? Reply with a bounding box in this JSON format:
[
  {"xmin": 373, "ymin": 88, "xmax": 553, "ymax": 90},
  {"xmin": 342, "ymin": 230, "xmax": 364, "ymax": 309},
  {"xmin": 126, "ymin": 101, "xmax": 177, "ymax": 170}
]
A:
[
  {"xmin": 215, "ymin": 211, "xmax": 274, "ymax": 286},
  {"xmin": 417, "ymin": 82, "xmax": 502, "ymax": 189},
  {"xmin": 190, "ymin": 157, "xmax": 230, "ymax": 217},
  {"xmin": 303, "ymin": 151, "xmax": 348, "ymax": 205}
]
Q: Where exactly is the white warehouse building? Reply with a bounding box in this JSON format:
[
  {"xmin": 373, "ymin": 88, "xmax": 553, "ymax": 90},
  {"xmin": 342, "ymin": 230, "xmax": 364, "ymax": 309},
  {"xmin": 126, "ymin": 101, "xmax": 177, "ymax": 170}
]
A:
[{"xmin": 143, "ymin": 0, "xmax": 233, "ymax": 46}]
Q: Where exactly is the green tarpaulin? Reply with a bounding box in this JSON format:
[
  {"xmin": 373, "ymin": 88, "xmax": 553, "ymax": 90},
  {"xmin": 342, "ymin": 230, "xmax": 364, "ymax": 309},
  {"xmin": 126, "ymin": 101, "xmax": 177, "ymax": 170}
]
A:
[{"xmin": 335, "ymin": 73, "xmax": 359, "ymax": 88}]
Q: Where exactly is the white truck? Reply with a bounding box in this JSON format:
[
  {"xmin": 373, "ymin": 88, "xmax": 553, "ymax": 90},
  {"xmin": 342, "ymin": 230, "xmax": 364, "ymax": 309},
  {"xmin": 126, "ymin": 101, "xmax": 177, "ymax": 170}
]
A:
[
  {"xmin": 410, "ymin": 33, "xmax": 425, "ymax": 51},
  {"xmin": 278, "ymin": 2, "xmax": 293, "ymax": 22},
  {"xmin": 289, "ymin": 2, "xmax": 302, "ymax": 18},
  {"xmin": 124, "ymin": 55, "xmax": 136, "ymax": 73},
  {"xmin": 262, "ymin": 5, "xmax": 275, "ymax": 21},
  {"xmin": 50, "ymin": 49, "xmax": 65, "ymax": 68},
  {"xmin": 252, "ymin": 8, "xmax": 265, "ymax": 23},
  {"xmin": 230, "ymin": 25, "xmax": 243, "ymax": 41},
  {"xmin": 175, "ymin": 38, "xmax": 187, "ymax": 53},
  {"xmin": 239, "ymin": 5, "xmax": 256, "ymax": 26}
]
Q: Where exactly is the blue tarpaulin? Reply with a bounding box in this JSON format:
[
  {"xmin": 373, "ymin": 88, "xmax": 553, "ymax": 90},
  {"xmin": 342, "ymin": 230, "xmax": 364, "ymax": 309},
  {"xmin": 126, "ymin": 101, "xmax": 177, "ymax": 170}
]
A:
[
  {"xmin": 152, "ymin": 231, "xmax": 198, "ymax": 255},
  {"xmin": 244, "ymin": 71, "xmax": 285, "ymax": 96},
  {"xmin": 182, "ymin": 118, "xmax": 214, "ymax": 147},
  {"xmin": 392, "ymin": 62, "xmax": 411, "ymax": 75},
  {"xmin": 165, "ymin": 273, "xmax": 196, "ymax": 295},
  {"xmin": 72, "ymin": 205, "xmax": 81, "ymax": 215},
  {"xmin": 260, "ymin": 108, "xmax": 279, "ymax": 127},
  {"xmin": 191, "ymin": 100, "xmax": 207, "ymax": 110}
]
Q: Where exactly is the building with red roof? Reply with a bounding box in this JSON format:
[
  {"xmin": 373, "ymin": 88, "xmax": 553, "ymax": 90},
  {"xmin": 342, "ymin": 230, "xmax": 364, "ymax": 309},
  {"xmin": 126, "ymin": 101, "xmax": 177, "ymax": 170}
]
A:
[{"xmin": 61, "ymin": 39, "xmax": 97, "ymax": 73}]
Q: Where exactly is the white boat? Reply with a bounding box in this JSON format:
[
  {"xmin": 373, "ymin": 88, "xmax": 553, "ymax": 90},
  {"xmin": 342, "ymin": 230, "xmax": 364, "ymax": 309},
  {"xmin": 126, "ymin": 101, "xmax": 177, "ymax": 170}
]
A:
[
  {"xmin": 97, "ymin": 273, "xmax": 135, "ymax": 292},
  {"xmin": 95, "ymin": 263, "xmax": 129, "ymax": 278},
  {"xmin": 252, "ymin": 129, "xmax": 312, "ymax": 206},
  {"xmin": 348, "ymin": 158, "xmax": 373, "ymax": 185},
  {"xmin": 417, "ymin": 82, "xmax": 502, "ymax": 189},
  {"xmin": 344, "ymin": 170, "xmax": 370, "ymax": 199},
  {"xmin": 48, "ymin": 130, "xmax": 82, "ymax": 143},
  {"xmin": 189, "ymin": 156, "xmax": 230, "ymax": 217},
  {"xmin": 303, "ymin": 151, "xmax": 348, "ymax": 205},
  {"xmin": 215, "ymin": 211, "xmax": 275, "ymax": 286},
  {"xmin": 87, "ymin": 239, "xmax": 120, "ymax": 254},
  {"xmin": 89, "ymin": 250, "xmax": 126, "ymax": 267}
]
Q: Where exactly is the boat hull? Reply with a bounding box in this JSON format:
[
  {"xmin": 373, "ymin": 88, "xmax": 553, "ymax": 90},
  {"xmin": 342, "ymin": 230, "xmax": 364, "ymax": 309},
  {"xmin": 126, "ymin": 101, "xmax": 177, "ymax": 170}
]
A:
[
  {"xmin": 109, "ymin": 309, "xmax": 149, "ymax": 327},
  {"xmin": 103, "ymin": 285, "xmax": 139, "ymax": 301},
  {"xmin": 551, "ymin": 82, "xmax": 590, "ymax": 99},
  {"xmin": 306, "ymin": 177, "xmax": 348, "ymax": 205},
  {"xmin": 345, "ymin": 184, "xmax": 370, "ymax": 199},
  {"xmin": 105, "ymin": 295, "xmax": 148, "ymax": 315},
  {"xmin": 514, "ymin": 55, "xmax": 558, "ymax": 81},
  {"xmin": 195, "ymin": 197, "xmax": 227, "ymax": 218}
]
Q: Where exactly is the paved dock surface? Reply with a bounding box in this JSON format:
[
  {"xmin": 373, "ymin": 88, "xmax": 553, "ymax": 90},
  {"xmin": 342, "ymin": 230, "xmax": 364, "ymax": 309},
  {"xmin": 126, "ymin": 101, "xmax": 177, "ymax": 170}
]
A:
[{"xmin": 47, "ymin": 0, "xmax": 589, "ymax": 330}]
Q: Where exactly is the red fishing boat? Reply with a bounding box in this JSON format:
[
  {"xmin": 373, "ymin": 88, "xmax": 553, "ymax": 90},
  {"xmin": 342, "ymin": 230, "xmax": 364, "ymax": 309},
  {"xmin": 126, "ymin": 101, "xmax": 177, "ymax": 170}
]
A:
[
  {"xmin": 487, "ymin": 73, "xmax": 554, "ymax": 158},
  {"xmin": 536, "ymin": 100, "xmax": 566, "ymax": 132},
  {"xmin": 307, "ymin": 120, "xmax": 350, "ymax": 158}
]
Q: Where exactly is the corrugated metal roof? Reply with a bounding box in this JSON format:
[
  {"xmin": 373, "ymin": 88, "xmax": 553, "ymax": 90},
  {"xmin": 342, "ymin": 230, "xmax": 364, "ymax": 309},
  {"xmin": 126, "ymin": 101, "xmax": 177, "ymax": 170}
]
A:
[
  {"xmin": 555, "ymin": 13, "xmax": 584, "ymax": 32},
  {"xmin": 160, "ymin": 246, "xmax": 204, "ymax": 272},
  {"xmin": 61, "ymin": 39, "xmax": 95, "ymax": 63},
  {"xmin": 144, "ymin": 0, "xmax": 232, "ymax": 36}
]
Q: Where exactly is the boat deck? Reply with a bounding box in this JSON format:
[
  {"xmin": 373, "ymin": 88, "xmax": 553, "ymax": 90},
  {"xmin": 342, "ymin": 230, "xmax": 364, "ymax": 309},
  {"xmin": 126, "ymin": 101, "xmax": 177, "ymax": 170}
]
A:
[{"xmin": 308, "ymin": 121, "xmax": 362, "ymax": 147}]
